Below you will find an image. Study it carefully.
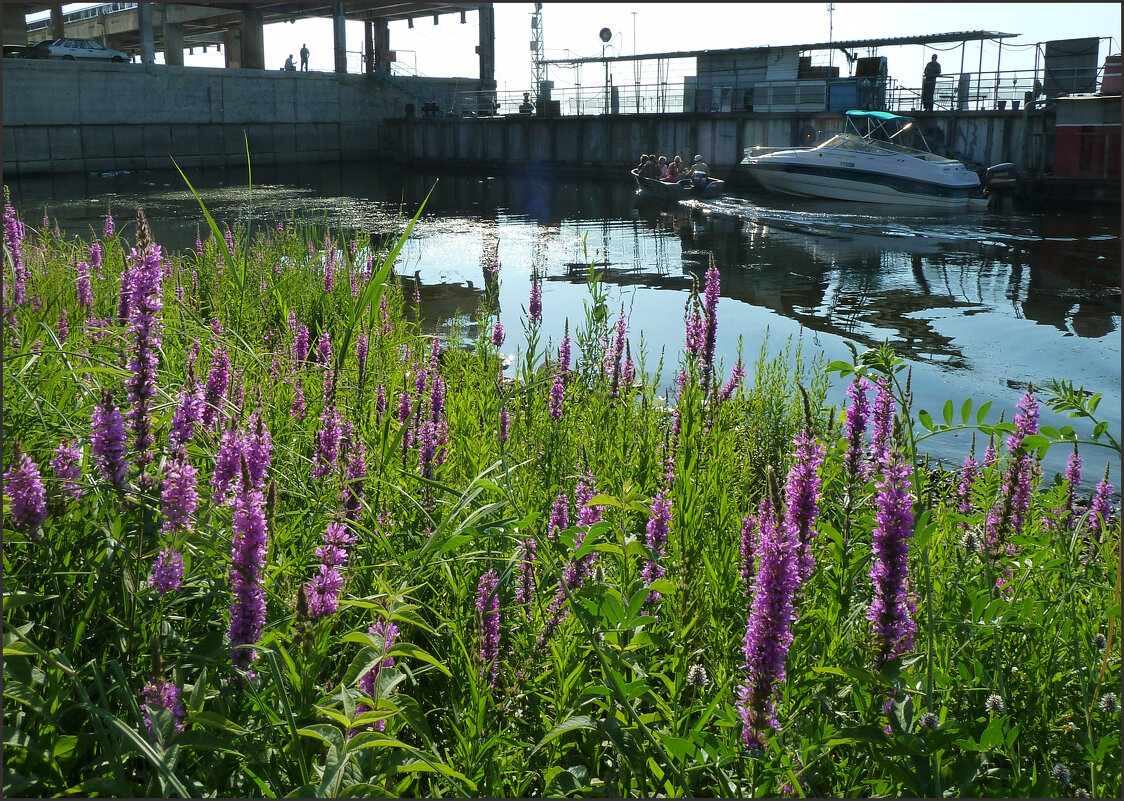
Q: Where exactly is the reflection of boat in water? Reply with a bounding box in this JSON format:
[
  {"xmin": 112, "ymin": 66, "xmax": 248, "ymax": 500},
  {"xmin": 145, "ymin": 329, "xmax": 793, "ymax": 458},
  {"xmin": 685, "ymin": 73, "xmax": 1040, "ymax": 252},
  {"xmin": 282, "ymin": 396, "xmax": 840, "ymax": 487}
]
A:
[
  {"xmin": 741, "ymin": 110, "xmax": 990, "ymax": 212},
  {"xmin": 631, "ymin": 169, "xmax": 725, "ymax": 200}
]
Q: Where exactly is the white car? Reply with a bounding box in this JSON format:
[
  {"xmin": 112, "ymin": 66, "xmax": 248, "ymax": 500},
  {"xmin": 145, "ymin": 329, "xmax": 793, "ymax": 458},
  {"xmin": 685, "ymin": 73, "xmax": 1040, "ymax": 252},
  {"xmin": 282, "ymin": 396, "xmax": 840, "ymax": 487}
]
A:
[{"xmin": 31, "ymin": 38, "xmax": 130, "ymax": 62}]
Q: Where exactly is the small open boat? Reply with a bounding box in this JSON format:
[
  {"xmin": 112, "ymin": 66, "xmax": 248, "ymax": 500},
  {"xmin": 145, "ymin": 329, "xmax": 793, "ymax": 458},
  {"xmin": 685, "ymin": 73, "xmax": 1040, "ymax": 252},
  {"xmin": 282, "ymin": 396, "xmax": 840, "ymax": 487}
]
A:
[{"xmin": 631, "ymin": 169, "xmax": 725, "ymax": 200}]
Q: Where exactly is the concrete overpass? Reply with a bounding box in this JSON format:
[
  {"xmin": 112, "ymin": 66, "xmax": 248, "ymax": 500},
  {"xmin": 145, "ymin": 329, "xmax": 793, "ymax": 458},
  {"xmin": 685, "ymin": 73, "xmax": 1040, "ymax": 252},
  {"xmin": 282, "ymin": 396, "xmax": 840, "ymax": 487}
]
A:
[{"xmin": 5, "ymin": 2, "xmax": 493, "ymax": 82}]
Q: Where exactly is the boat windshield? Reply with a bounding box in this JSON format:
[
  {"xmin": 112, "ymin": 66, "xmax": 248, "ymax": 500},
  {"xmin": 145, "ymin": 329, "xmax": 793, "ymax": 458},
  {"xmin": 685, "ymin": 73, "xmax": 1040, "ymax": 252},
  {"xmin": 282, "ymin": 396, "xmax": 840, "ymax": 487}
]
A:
[{"xmin": 818, "ymin": 132, "xmax": 957, "ymax": 163}]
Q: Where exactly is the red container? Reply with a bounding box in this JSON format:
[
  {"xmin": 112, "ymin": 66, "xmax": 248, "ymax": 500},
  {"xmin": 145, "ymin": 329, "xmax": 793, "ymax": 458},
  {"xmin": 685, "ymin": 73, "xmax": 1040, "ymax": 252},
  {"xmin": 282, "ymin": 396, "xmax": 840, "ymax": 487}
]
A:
[
  {"xmin": 1101, "ymin": 55, "xmax": 1121, "ymax": 94},
  {"xmin": 1053, "ymin": 124, "xmax": 1121, "ymax": 179}
]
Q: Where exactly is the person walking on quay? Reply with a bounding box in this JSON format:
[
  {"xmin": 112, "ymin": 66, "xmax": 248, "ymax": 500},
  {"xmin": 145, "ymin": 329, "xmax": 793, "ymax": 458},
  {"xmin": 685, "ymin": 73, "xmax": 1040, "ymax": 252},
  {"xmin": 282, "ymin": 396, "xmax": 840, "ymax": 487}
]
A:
[
  {"xmin": 922, "ymin": 54, "xmax": 941, "ymax": 111},
  {"xmin": 300, "ymin": 43, "xmax": 310, "ymax": 71}
]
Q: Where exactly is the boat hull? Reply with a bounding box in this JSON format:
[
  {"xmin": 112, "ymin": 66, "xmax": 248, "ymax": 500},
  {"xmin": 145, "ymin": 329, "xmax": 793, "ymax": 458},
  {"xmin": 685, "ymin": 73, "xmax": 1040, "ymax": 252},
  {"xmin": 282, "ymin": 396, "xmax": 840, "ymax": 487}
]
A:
[
  {"xmin": 745, "ymin": 162, "xmax": 988, "ymax": 210},
  {"xmin": 632, "ymin": 169, "xmax": 724, "ymax": 200}
]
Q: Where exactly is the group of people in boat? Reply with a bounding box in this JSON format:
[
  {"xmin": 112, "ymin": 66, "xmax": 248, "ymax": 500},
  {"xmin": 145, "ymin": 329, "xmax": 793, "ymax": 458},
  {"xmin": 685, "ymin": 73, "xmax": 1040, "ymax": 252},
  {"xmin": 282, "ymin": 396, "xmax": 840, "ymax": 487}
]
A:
[{"xmin": 636, "ymin": 153, "xmax": 710, "ymax": 184}]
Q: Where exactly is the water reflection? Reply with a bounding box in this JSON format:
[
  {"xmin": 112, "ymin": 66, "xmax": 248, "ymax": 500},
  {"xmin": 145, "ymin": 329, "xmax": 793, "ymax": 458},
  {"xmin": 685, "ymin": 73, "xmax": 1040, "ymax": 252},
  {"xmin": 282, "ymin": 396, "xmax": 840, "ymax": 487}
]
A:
[{"xmin": 10, "ymin": 163, "xmax": 1120, "ymax": 481}]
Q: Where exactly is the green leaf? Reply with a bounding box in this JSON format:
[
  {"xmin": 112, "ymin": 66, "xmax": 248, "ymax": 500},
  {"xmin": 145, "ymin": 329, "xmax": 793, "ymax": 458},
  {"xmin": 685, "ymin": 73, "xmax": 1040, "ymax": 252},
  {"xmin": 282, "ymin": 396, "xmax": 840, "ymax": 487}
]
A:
[
  {"xmin": 3, "ymin": 592, "xmax": 57, "ymax": 613},
  {"xmin": 190, "ymin": 711, "xmax": 249, "ymax": 735},
  {"xmin": 918, "ymin": 410, "xmax": 934, "ymax": 431},
  {"xmin": 942, "ymin": 399, "xmax": 954, "ymax": 427},
  {"xmin": 976, "ymin": 400, "xmax": 993, "ymax": 425},
  {"xmin": 531, "ymin": 715, "xmax": 598, "ymax": 754},
  {"xmin": 960, "ymin": 397, "xmax": 973, "ymax": 425}
]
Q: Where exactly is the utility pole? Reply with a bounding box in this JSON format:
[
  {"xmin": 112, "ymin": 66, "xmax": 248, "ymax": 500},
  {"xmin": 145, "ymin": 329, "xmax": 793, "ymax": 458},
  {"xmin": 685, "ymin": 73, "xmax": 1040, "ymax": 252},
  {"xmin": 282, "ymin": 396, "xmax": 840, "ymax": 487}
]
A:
[
  {"xmin": 827, "ymin": 3, "xmax": 835, "ymax": 73},
  {"xmin": 633, "ymin": 11, "xmax": 639, "ymax": 112},
  {"xmin": 531, "ymin": 3, "xmax": 544, "ymax": 104}
]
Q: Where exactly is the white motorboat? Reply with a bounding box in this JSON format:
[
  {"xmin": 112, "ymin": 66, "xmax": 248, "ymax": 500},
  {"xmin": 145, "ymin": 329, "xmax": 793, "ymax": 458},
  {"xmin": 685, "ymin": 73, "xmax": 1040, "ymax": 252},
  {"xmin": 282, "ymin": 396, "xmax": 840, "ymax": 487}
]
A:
[{"xmin": 741, "ymin": 110, "xmax": 990, "ymax": 211}]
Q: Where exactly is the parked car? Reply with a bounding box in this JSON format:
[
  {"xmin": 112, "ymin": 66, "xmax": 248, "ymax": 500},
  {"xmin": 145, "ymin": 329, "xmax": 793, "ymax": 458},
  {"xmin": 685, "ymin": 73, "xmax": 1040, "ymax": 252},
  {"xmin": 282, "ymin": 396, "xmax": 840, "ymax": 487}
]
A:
[
  {"xmin": 30, "ymin": 38, "xmax": 130, "ymax": 62},
  {"xmin": 2, "ymin": 44, "xmax": 38, "ymax": 59}
]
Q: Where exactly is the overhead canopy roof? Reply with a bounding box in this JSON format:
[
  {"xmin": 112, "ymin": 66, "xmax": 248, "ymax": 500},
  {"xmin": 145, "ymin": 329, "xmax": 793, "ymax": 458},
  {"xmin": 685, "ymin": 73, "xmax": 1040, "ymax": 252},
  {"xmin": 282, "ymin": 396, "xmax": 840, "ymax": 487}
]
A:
[
  {"xmin": 541, "ymin": 30, "xmax": 1018, "ymax": 65},
  {"xmin": 25, "ymin": 2, "xmax": 489, "ymax": 24}
]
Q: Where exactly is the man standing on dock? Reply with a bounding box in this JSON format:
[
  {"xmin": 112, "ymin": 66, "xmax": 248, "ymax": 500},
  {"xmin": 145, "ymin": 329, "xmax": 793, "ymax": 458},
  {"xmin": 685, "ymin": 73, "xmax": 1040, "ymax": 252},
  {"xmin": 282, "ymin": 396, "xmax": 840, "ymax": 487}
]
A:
[
  {"xmin": 300, "ymin": 43, "xmax": 310, "ymax": 71},
  {"xmin": 922, "ymin": 54, "xmax": 941, "ymax": 111}
]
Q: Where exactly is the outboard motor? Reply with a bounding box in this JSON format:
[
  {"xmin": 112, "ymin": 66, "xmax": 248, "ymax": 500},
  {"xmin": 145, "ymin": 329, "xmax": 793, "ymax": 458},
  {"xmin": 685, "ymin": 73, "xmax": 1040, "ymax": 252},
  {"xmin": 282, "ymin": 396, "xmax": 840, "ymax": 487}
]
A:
[{"xmin": 985, "ymin": 162, "xmax": 1019, "ymax": 212}]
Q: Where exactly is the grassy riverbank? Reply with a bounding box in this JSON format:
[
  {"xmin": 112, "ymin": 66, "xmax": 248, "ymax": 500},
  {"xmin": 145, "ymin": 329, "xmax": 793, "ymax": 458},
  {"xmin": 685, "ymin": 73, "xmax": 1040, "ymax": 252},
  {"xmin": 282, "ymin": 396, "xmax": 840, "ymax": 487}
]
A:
[{"xmin": 2, "ymin": 195, "xmax": 1119, "ymax": 797}]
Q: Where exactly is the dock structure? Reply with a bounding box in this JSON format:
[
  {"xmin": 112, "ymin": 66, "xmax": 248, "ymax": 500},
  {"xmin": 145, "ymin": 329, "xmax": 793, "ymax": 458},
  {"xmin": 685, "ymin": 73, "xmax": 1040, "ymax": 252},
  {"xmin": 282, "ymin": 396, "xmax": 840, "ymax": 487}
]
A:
[{"xmin": 2, "ymin": 9, "xmax": 1118, "ymax": 207}]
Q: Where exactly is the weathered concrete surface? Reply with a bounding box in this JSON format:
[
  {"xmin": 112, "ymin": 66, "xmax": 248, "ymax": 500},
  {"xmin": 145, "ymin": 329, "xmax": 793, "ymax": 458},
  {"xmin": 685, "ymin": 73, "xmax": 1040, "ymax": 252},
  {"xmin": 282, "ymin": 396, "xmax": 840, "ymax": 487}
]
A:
[{"xmin": 2, "ymin": 59, "xmax": 464, "ymax": 176}]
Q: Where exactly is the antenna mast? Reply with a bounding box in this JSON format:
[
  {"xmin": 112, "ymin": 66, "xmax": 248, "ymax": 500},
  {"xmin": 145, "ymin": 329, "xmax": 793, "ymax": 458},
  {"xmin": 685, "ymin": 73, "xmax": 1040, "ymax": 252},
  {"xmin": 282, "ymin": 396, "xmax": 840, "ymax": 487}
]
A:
[{"xmin": 531, "ymin": 3, "xmax": 545, "ymax": 102}]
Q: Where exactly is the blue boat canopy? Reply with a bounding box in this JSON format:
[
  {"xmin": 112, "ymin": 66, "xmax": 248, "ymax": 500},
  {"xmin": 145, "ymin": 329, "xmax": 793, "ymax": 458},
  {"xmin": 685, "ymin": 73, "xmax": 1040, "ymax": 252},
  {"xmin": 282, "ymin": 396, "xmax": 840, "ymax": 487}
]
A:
[{"xmin": 845, "ymin": 109, "xmax": 915, "ymax": 123}]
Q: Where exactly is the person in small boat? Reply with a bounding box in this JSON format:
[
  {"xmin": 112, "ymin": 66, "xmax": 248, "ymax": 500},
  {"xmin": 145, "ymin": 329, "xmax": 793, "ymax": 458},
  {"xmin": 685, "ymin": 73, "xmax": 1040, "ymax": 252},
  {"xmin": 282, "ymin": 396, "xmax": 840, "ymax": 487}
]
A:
[
  {"xmin": 635, "ymin": 154, "xmax": 649, "ymax": 174},
  {"xmin": 688, "ymin": 154, "xmax": 710, "ymax": 187},
  {"xmin": 663, "ymin": 157, "xmax": 680, "ymax": 182},
  {"xmin": 641, "ymin": 155, "xmax": 662, "ymax": 180},
  {"xmin": 657, "ymin": 156, "xmax": 669, "ymax": 178}
]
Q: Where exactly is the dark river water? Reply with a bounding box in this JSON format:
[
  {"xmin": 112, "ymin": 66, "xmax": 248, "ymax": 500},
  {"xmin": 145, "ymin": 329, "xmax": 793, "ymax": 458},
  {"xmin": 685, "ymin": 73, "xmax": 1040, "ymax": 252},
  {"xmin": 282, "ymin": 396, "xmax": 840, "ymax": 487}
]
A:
[{"xmin": 9, "ymin": 162, "xmax": 1121, "ymax": 486}]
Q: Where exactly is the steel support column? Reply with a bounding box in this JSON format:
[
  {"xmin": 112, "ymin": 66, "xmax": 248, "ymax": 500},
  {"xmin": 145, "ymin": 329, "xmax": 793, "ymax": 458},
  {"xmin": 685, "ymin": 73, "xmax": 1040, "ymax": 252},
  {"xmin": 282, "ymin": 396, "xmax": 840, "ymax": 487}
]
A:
[
  {"xmin": 241, "ymin": 7, "xmax": 264, "ymax": 69},
  {"xmin": 477, "ymin": 4, "xmax": 496, "ymax": 115},
  {"xmin": 374, "ymin": 19, "xmax": 390, "ymax": 75},
  {"xmin": 332, "ymin": 3, "xmax": 347, "ymax": 74},
  {"xmin": 138, "ymin": 2, "xmax": 154, "ymax": 64},
  {"xmin": 2, "ymin": 3, "xmax": 29, "ymax": 45},
  {"xmin": 163, "ymin": 21, "xmax": 184, "ymax": 66},
  {"xmin": 364, "ymin": 19, "xmax": 373, "ymax": 74},
  {"xmin": 50, "ymin": 2, "xmax": 64, "ymax": 39}
]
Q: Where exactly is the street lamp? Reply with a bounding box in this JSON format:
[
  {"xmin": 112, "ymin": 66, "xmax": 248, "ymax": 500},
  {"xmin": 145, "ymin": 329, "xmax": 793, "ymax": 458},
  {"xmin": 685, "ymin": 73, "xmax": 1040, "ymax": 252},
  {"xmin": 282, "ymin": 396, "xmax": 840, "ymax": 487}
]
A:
[{"xmin": 600, "ymin": 27, "xmax": 611, "ymax": 114}]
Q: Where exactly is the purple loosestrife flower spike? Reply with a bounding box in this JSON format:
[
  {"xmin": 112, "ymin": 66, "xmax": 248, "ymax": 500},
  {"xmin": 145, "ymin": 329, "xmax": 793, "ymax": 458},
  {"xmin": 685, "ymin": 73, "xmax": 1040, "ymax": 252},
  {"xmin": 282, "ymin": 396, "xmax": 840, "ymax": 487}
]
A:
[
  {"xmin": 843, "ymin": 375, "xmax": 872, "ymax": 481},
  {"xmin": 867, "ymin": 453, "xmax": 918, "ymax": 667},
  {"xmin": 549, "ymin": 493, "xmax": 569, "ymax": 540},
  {"xmin": 784, "ymin": 430, "xmax": 826, "ymax": 587},
  {"xmin": 498, "ymin": 408, "xmax": 510, "ymax": 446},
  {"xmin": 701, "ymin": 261, "xmax": 721, "ymax": 384},
  {"xmin": 528, "ymin": 278, "xmax": 542, "ymax": 324},
  {"xmin": 211, "ymin": 426, "xmax": 243, "ymax": 503},
  {"xmin": 740, "ymin": 514, "xmax": 757, "ymax": 593},
  {"xmin": 312, "ymin": 406, "xmax": 343, "ymax": 479},
  {"xmin": 737, "ymin": 480, "xmax": 797, "ymax": 748},
  {"xmin": 869, "ymin": 376, "xmax": 896, "ymax": 467},
  {"xmin": 429, "ymin": 375, "xmax": 445, "ymax": 423},
  {"xmin": 90, "ymin": 241, "xmax": 104, "ymax": 277},
  {"xmin": 76, "ymin": 260, "xmax": 94, "ymax": 311},
  {"xmin": 202, "ymin": 348, "xmax": 230, "ymax": 430},
  {"xmin": 356, "ymin": 330, "xmax": 368, "ymax": 374},
  {"xmin": 306, "ymin": 521, "xmax": 356, "ymax": 618},
  {"xmin": 983, "ymin": 437, "xmax": 998, "ymax": 469},
  {"xmin": 1090, "ymin": 467, "xmax": 1115, "ymax": 535},
  {"xmin": 51, "ymin": 441, "xmax": 84, "ymax": 499},
  {"xmin": 3, "ymin": 203, "xmax": 27, "ymax": 306},
  {"xmin": 160, "ymin": 453, "xmax": 198, "ymax": 533},
  {"xmin": 476, "ymin": 569, "xmax": 501, "ymax": 685},
  {"xmin": 491, "ymin": 320, "xmax": 505, "ymax": 347},
  {"xmin": 357, "ymin": 619, "xmax": 399, "ymax": 732},
  {"xmin": 375, "ymin": 385, "xmax": 387, "ymax": 418},
  {"xmin": 91, "ymin": 392, "xmax": 128, "ymax": 486},
  {"xmin": 575, "ymin": 475, "xmax": 603, "ymax": 528},
  {"xmin": 316, "ymin": 331, "xmax": 331, "ymax": 366},
  {"xmin": 558, "ymin": 332, "xmax": 571, "ymax": 379},
  {"xmin": 957, "ymin": 448, "xmax": 978, "ymax": 529},
  {"xmin": 169, "ymin": 377, "xmax": 204, "ymax": 447},
  {"xmin": 227, "ymin": 479, "xmax": 268, "ymax": 672},
  {"xmin": 290, "ymin": 382, "xmax": 306, "ymax": 420},
  {"xmin": 1061, "ymin": 446, "xmax": 1082, "ymax": 527},
  {"xmin": 720, "ymin": 361, "xmax": 747, "ymax": 404},
  {"xmin": 292, "ymin": 323, "xmax": 310, "ymax": 366},
  {"xmin": 344, "ymin": 441, "xmax": 368, "ymax": 522},
  {"xmin": 140, "ymin": 679, "xmax": 185, "ymax": 741},
  {"xmin": 243, "ymin": 411, "xmax": 273, "ymax": 490},
  {"xmin": 549, "ymin": 373, "xmax": 565, "ymax": 420},
  {"xmin": 515, "ymin": 538, "xmax": 537, "ymax": 615},
  {"xmin": 642, "ymin": 490, "xmax": 672, "ymax": 608},
  {"xmin": 418, "ymin": 420, "xmax": 438, "ymax": 480},
  {"xmin": 104, "ymin": 212, "xmax": 114, "ymax": 238},
  {"xmin": 609, "ymin": 312, "xmax": 627, "ymax": 398},
  {"xmin": 149, "ymin": 549, "xmax": 185, "ymax": 595},
  {"xmin": 4, "ymin": 450, "xmax": 47, "ymax": 533}
]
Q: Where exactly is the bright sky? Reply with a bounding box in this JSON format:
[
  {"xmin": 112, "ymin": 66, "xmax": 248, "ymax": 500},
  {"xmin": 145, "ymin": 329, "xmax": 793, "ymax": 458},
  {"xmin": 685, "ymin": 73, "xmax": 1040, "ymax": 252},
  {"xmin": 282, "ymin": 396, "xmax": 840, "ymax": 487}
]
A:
[{"xmin": 41, "ymin": 3, "xmax": 1123, "ymax": 93}]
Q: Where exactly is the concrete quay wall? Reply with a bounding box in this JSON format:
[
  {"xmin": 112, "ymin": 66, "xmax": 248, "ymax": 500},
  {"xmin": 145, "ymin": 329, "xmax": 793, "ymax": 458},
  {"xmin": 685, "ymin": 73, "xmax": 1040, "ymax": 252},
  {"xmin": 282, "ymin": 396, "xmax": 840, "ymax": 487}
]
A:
[
  {"xmin": 2, "ymin": 60, "xmax": 425, "ymax": 176},
  {"xmin": 385, "ymin": 109, "xmax": 1046, "ymax": 184}
]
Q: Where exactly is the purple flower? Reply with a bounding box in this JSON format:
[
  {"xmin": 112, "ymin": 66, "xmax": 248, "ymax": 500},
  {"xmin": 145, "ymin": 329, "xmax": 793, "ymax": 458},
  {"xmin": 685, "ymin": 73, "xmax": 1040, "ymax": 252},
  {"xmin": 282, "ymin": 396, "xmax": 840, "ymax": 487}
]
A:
[
  {"xmin": 429, "ymin": 375, "xmax": 445, "ymax": 423},
  {"xmin": 684, "ymin": 294, "xmax": 704, "ymax": 362},
  {"xmin": 417, "ymin": 419, "xmax": 438, "ymax": 480},
  {"xmin": 720, "ymin": 361, "xmax": 746, "ymax": 404},
  {"xmin": 1090, "ymin": 468, "xmax": 1115, "ymax": 535},
  {"xmin": 867, "ymin": 453, "xmax": 917, "ymax": 667},
  {"xmin": 290, "ymin": 382, "xmax": 306, "ymax": 420},
  {"xmin": 575, "ymin": 474, "xmax": 603, "ymax": 528},
  {"xmin": 4, "ymin": 204, "xmax": 28, "ymax": 307},
  {"xmin": 103, "ymin": 212, "xmax": 114, "ymax": 238},
  {"xmin": 498, "ymin": 408, "xmax": 510, "ymax": 446},
  {"xmin": 140, "ymin": 679, "xmax": 185, "ymax": 741},
  {"xmin": 344, "ymin": 440, "xmax": 367, "ymax": 522},
  {"xmin": 50, "ymin": 441, "xmax": 84, "ymax": 499},
  {"xmin": 739, "ymin": 514, "xmax": 757, "ymax": 593},
  {"xmin": 1061, "ymin": 447, "xmax": 1082, "ymax": 528},
  {"xmin": 869, "ymin": 376, "xmax": 896, "ymax": 467},
  {"xmin": 701, "ymin": 262, "xmax": 720, "ymax": 384},
  {"xmin": 169, "ymin": 377, "xmax": 204, "ymax": 447},
  {"xmin": 306, "ymin": 521, "xmax": 356, "ymax": 618},
  {"xmin": 149, "ymin": 549, "xmax": 185, "ymax": 595},
  {"xmin": 243, "ymin": 411, "xmax": 272, "ymax": 490},
  {"xmin": 202, "ymin": 348, "xmax": 230, "ymax": 430},
  {"xmin": 737, "ymin": 484, "xmax": 797, "ymax": 748},
  {"xmin": 528, "ymin": 278, "xmax": 542, "ymax": 325},
  {"xmin": 549, "ymin": 492, "xmax": 569, "ymax": 540},
  {"xmin": 211, "ymin": 427, "xmax": 243, "ymax": 503},
  {"xmin": 76, "ymin": 260, "xmax": 94, "ymax": 310},
  {"xmin": 515, "ymin": 538, "xmax": 537, "ymax": 615},
  {"xmin": 356, "ymin": 330, "xmax": 369, "ymax": 374},
  {"xmin": 843, "ymin": 376, "xmax": 872, "ymax": 481},
  {"xmin": 292, "ymin": 323, "xmax": 310, "ymax": 367},
  {"xmin": 983, "ymin": 438, "xmax": 998, "ymax": 469},
  {"xmin": 1006, "ymin": 389, "xmax": 1040, "ymax": 455},
  {"xmin": 160, "ymin": 453, "xmax": 198, "ymax": 533},
  {"xmin": 491, "ymin": 320, "xmax": 505, "ymax": 348},
  {"xmin": 784, "ymin": 430, "xmax": 826, "ymax": 587},
  {"xmin": 315, "ymin": 331, "xmax": 332, "ymax": 366},
  {"xmin": 91, "ymin": 392, "xmax": 128, "ymax": 486},
  {"xmin": 227, "ymin": 484, "xmax": 268, "ymax": 671},
  {"xmin": 90, "ymin": 241, "xmax": 104, "ymax": 278},
  {"xmin": 548, "ymin": 373, "xmax": 565, "ymax": 420},
  {"xmin": 375, "ymin": 385, "xmax": 387, "ymax": 418},
  {"xmin": 476, "ymin": 569, "xmax": 501, "ymax": 685},
  {"xmin": 642, "ymin": 490, "xmax": 672, "ymax": 608},
  {"xmin": 558, "ymin": 332, "xmax": 571, "ymax": 379},
  {"xmin": 224, "ymin": 227, "xmax": 235, "ymax": 257},
  {"xmin": 312, "ymin": 406, "xmax": 343, "ymax": 479},
  {"xmin": 324, "ymin": 236, "xmax": 336, "ymax": 293},
  {"xmin": 356, "ymin": 619, "xmax": 399, "ymax": 732},
  {"xmin": 4, "ymin": 450, "xmax": 47, "ymax": 533}
]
